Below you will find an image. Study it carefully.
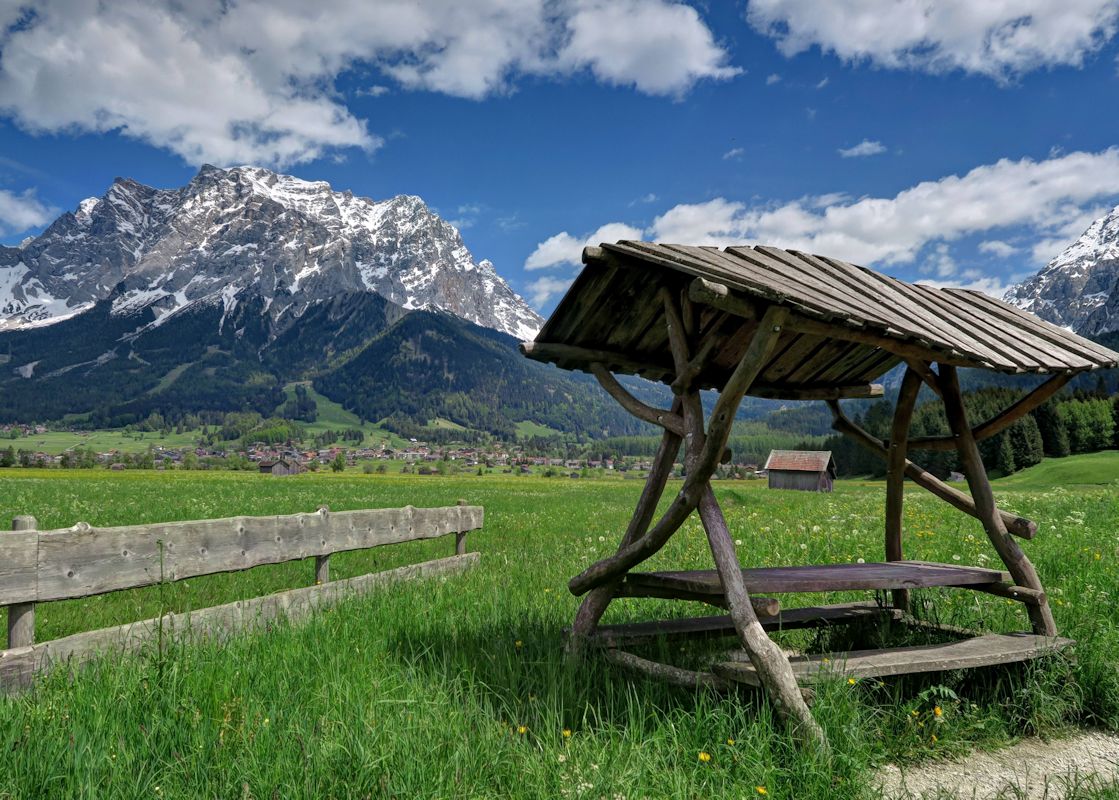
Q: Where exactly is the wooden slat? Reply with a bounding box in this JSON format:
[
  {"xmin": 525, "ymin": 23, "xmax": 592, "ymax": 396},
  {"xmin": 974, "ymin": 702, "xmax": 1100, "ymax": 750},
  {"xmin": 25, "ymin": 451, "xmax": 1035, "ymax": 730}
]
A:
[
  {"xmin": 713, "ymin": 633, "xmax": 1073, "ymax": 685},
  {"xmin": 20, "ymin": 506, "xmax": 482, "ymax": 604},
  {"xmin": 0, "ymin": 553, "xmax": 479, "ymax": 693},
  {"xmin": 622, "ymin": 561, "xmax": 1010, "ymax": 598},
  {"xmin": 0, "ymin": 530, "xmax": 37, "ymax": 606},
  {"xmin": 588, "ymin": 602, "xmax": 904, "ymax": 647}
]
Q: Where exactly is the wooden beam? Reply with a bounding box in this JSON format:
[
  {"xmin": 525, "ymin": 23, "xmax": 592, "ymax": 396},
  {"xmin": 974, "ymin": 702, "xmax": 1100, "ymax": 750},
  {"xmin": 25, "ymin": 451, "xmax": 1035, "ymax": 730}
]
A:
[
  {"xmin": 828, "ymin": 402, "xmax": 1037, "ymax": 540},
  {"xmin": 520, "ymin": 340, "xmax": 672, "ymax": 379},
  {"xmin": 907, "ymin": 372, "xmax": 1076, "ymax": 451},
  {"xmin": 885, "ymin": 367, "xmax": 922, "ymax": 611},
  {"xmin": 748, "ymin": 383, "xmax": 884, "ymax": 400},
  {"xmin": 965, "ymin": 582, "xmax": 1045, "ymax": 605},
  {"xmin": 903, "ymin": 358, "xmax": 943, "ymax": 398},
  {"xmin": 687, "ymin": 277, "xmax": 758, "ymax": 320},
  {"xmin": 567, "ymin": 307, "xmax": 788, "ymax": 596},
  {"xmin": 0, "ymin": 553, "xmax": 479, "ymax": 693},
  {"xmin": 590, "ymin": 364, "xmax": 685, "ymax": 435},
  {"xmin": 784, "ymin": 315, "xmax": 975, "ymax": 368},
  {"xmin": 939, "ymin": 364, "xmax": 1057, "ymax": 636},
  {"xmin": 602, "ymin": 647, "xmax": 733, "ymax": 692}
]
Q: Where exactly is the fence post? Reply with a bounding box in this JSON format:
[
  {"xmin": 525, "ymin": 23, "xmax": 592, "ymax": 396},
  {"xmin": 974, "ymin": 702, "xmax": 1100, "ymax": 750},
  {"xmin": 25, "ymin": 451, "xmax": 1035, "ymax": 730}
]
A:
[
  {"xmin": 315, "ymin": 505, "xmax": 330, "ymax": 584},
  {"xmin": 8, "ymin": 515, "xmax": 36, "ymax": 648},
  {"xmin": 455, "ymin": 499, "xmax": 468, "ymax": 556}
]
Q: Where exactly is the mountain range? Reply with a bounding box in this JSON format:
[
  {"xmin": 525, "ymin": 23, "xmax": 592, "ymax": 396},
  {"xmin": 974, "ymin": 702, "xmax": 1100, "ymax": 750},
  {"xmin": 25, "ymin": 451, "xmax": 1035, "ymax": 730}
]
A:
[{"xmin": 0, "ymin": 167, "xmax": 656, "ymax": 439}]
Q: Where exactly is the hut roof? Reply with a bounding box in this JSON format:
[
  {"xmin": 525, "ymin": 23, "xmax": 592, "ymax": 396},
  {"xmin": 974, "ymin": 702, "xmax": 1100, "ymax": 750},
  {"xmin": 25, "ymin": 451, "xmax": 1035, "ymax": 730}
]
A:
[
  {"xmin": 522, "ymin": 242, "xmax": 1119, "ymax": 398},
  {"xmin": 764, "ymin": 450, "xmax": 835, "ymax": 473}
]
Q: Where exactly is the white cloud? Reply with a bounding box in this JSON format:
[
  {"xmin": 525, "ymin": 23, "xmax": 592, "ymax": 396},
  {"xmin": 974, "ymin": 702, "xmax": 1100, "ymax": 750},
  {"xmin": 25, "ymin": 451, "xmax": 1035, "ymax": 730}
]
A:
[
  {"xmin": 723, "ymin": 147, "xmax": 745, "ymax": 160},
  {"xmin": 838, "ymin": 139, "xmax": 887, "ymax": 158},
  {"xmin": 0, "ymin": 0, "xmax": 736, "ymax": 167},
  {"xmin": 766, "ymin": 73, "xmax": 782, "ymax": 84},
  {"xmin": 916, "ymin": 275, "xmax": 1014, "ymax": 300},
  {"xmin": 747, "ymin": 0, "xmax": 1119, "ymax": 81},
  {"xmin": 978, "ymin": 239, "xmax": 1020, "ymax": 258},
  {"xmin": 525, "ymin": 222, "xmax": 645, "ymax": 269},
  {"xmin": 526, "ymin": 148, "xmax": 1119, "ymax": 287},
  {"xmin": 558, "ymin": 0, "xmax": 740, "ymax": 96},
  {"xmin": 815, "ymin": 76, "xmax": 829, "ymax": 89},
  {"xmin": 0, "ymin": 188, "xmax": 55, "ymax": 235},
  {"xmin": 526, "ymin": 275, "xmax": 576, "ymax": 306}
]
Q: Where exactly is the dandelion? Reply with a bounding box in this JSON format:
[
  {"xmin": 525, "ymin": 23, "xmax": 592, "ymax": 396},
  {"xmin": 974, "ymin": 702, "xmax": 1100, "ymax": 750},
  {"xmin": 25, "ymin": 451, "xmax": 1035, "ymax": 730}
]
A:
[
  {"xmin": 951, "ymin": 554, "xmax": 961, "ymax": 561},
  {"xmin": 735, "ymin": 539, "xmax": 743, "ymax": 546},
  {"xmin": 931, "ymin": 734, "xmax": 938, "ymax": 743},
  {"xmin": 558, "ymin": 754, "xmax": 567, "ymax": 763},
  {"xmin": 933, "ymin": 706, "xmax": 942, "ymax": 717},
  {"xmin": 698, "ymin": 751, "xmax": 712, "ymax": 763},
  {"xmin": 847, "ymin": 677, "xmax": 857, "ymax": 685},
  {"xmin": 562, "ymin": 728, "xmax": 572, "ymax": 738},
  {"xmin": 856, "ymin": 557, "xmax": 865, "ymax": 564},
  {"xmin": 757, "ymin": 787, "xmax": 768, "ymax": 795},
  {"xmin": 515, "ymin": 640, "xmax": 523, "ymax": 649},
  {"xmin": 910, "ymin": 710, "xmax": 919, "ymax": 717},
  {"xmin": 727, "ymin": 738, "xmax": 735, "ymax": 746},
  {"xmin": 263, "ymin": 717, "xmax": 270, "ymax": 726},
  {"xmin": 517, "ymin": 725, "xmax": 528, "ymax": 735}
]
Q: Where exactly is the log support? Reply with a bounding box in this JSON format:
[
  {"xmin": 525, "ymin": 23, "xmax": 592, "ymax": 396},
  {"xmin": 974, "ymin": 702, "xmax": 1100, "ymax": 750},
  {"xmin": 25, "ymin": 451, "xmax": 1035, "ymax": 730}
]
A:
[{"xmin": 885, "ymin": 367, "xmax": 922, "ymax": 610}]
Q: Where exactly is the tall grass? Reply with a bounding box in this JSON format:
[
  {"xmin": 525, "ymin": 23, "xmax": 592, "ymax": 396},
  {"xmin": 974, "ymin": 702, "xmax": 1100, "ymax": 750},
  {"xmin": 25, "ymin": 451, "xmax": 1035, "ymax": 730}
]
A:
[{"xmin": 0, "ymin": 467, "xmax": 1117, "ymax": 798}]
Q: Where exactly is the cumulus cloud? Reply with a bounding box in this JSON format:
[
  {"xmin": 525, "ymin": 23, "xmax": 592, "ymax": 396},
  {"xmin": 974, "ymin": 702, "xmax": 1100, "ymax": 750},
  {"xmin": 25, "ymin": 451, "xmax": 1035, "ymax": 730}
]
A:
[
  {"xmin": 978, "ymin": 239, "xmax": 1020, "ymax": 258},
  {"xmin": 0, "ymin": 188, "xmax": 55, "ymax": 236},
  {"xmin": 765, "ymin": 73, "xmax": 782, "ymax": 84},
  {"xmin": 526, "ymin": 275, "xmax": 576, "ymax": 306},
  {"xmin": 0, "ymin": 0, "xmax": 736, "ymax": 167},
  {"xmin": 838, "ymin": 139, "xmax": 887, "ymax": 158},
  {"xmin": 525, "ymin": 222, "xmax": 645, "ymax": 270},
  {"xmin": 723, "ymin": 147, "xmax": 745, "ymax": 160},
  {"xmin": 747, "ymin": 0, "xmax": 1119, "ymax": 81},
  {"xmin": 526, "ymin": 148, "xmax": 1119, "ymax": 301}
]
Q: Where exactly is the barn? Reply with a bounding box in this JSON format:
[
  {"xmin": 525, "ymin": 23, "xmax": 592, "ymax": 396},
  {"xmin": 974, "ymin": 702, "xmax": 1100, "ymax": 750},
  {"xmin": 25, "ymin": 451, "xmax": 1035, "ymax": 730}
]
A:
[
  {"xmin": 259, "ymin": 458, "xmax": 304, "ymax": 476},
  {"xmin": 764, "ymin": 450, "xmax": 836, "ymax": 492}
]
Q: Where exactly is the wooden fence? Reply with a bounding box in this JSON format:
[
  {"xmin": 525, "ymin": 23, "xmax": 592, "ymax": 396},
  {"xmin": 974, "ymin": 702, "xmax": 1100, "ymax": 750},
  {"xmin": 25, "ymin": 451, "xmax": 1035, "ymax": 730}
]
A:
[{"xmin": 0, "ymin": 502, "xmax": 483, "ymax": 691}]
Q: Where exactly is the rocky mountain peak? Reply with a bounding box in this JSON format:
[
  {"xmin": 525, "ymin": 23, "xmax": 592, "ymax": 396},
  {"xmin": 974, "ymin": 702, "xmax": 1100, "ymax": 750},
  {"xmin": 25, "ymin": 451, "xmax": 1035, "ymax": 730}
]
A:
[
  {"xmin": 0, "ymin": 166, "xmax": 543, "ymax": 339},
  {"xmin": 1004, "ymin": 204, "xmax": 1119, "ymax": 336}
]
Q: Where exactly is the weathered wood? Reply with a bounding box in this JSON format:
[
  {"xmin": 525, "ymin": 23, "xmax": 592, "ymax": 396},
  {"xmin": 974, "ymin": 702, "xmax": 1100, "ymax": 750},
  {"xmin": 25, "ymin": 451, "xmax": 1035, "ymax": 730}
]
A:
[
  {"xmin": 748, "ymin": 382, "xmax": 883, "ymax": 400},
  {"xmin": 907, "ymin": 372, "xmax": 1076, "ymax": 451},
  {"xmin": 714, "ymin": 633, "xmax": 1073, "ymax": 685},
  {"xmin": 903, "ymin": 358, "xmax": 943, "ymax": 397},
  {"xmin": 828, "ymin": 402, "xmax": 1037, "ymax": 539},
  {"xmin": 966, "ymin": 582, "xmax": 1045, "ymax": 605},
  {"xmin": 455, "ymin": 499, "xmax": 469, "ymax": 555},
  {"xmin": 7, "ymin": 516, "xmax": 36, "ymax": 648},
  {"xmin": 567, "ymin": 420, "xmax": 682, "ymax": 650},
  {"xmin": 567, "ymin": 308, "xmax": 788, "ymax": 596},
  {"xmin": 314, "ymin": 555, "xmax": 330, "ymax": 584},
  {"xmin": 602, "ymin": 647, "xmax": 733, "ymax": 692},
  {"xmin": 697, "ymin": 486, "xmax": 827, "ymax": 750},
  {"xmin": 785, "ymin": 315, "xmax": 973, "ymax": 368},
  {"xmin": 622, "ymin": 561, "xmax": 1009, "ymax": 598},
  {"xmin": 687, "ymin": 277, "xmax": 758, "ymax": 320},
  {"xmin": 590, "ymin": 363, "xmax": 685, "ymax": 435},
  {"xmin": 520, "ymin": 340, "xmax": 672, "ymax": 380},
  {"xmin": 0, "ymin": 523, "xmax": 37, "ymax": 608},
  {"xmin": 10, "ymin": 505, "xmax": 482, "ymax": 604},
  {"xmin": 0, "ymin": 553, "xmax": 479, "ymax": 693},
  {"xmin": 886, "ymin": 368, "xmax": 922, "ymax": 610},
  {"xmin": 939, "ymin": 364, "xmax": 1057, "ymax": 636},
  {"xmin": 588, "ymin": 603, "xmax": 904, "ymax": 648}
]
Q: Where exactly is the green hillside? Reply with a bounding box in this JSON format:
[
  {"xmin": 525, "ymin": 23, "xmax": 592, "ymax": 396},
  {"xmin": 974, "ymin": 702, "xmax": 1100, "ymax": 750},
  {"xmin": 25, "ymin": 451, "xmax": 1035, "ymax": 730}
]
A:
[{"xmin": 993, "ymin": 449, "xmax": 1119, "ymax": 489}]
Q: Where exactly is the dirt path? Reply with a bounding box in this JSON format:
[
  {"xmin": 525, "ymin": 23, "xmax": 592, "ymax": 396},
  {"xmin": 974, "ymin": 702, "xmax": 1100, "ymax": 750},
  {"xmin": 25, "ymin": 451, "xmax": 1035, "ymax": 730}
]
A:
[{"xmin": 877, "ymin": 731, "xmax": 1119, "ymax": 799}]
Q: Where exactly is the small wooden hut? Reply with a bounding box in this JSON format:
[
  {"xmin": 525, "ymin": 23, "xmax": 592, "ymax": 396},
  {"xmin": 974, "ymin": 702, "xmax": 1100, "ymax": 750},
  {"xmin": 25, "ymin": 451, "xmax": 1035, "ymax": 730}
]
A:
[
  {"xmin": 764, "ymin": 450, "xmax": 836, "ymax": 492},
  {"xmin": 259, "ymin": 458, "xmax": 303, "ymax": 476},
  {"xmin": 521, "ymin": 240, "xmax": 1119, "ymax": 747}
]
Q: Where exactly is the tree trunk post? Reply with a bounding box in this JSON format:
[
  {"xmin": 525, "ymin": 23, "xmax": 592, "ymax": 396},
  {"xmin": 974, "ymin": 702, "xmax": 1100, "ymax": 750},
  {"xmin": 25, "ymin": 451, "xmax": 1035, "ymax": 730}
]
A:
[
  {"xmin": 8, "ymin": 515, "xmax": 36, "ymax": 648},
  {"xmin": 885, "ymin": 366, "xmax": 923, "ymax": 610},
  {"xmin": 939, "ymin": 365, "xmax": 1058, "ymax": 636},
  {"xmin": 455, "ymin": 499, "xmax": 468, "ymax": 556}
]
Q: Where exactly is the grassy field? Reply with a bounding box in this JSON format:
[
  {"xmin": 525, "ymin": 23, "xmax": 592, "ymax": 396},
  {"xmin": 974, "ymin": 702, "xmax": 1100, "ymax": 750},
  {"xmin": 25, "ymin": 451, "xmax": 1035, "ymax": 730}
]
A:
[
  {"xmin": 4, "ymin": 428, "xmax": 202, "ymax": 455},
  {"xmin": 1, "ymin": 460, "xmax": 1118, "ymax": 798}
]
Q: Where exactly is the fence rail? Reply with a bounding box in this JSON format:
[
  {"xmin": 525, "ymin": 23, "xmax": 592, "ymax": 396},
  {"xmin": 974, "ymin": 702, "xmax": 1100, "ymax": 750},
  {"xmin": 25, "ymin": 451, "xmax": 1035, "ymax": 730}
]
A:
[{"xmin": 1, "ymin": 502, "xmax": 483, "ymax": 690}]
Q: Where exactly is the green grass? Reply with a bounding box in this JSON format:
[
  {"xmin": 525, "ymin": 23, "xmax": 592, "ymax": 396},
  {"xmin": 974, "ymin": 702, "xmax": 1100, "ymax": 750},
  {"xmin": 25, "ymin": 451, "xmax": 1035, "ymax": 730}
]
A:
[
  {"xmin": 279, "ymin": 382, "xmax": 409, "ymax": 448},
  {"xmin": 0, "ymin": 461, "xmax": 1117, "ymax": 798},
  {"xmin": 993, "ymin": 449, "xmax": 1119, "ymax": 490},
  {"xmin": 4, "ymin": 428, "xmax": 202, "ymax": 455},
  {"xmin": 515, "ymin": 419, "xmax": 563, "ymax": 438}
]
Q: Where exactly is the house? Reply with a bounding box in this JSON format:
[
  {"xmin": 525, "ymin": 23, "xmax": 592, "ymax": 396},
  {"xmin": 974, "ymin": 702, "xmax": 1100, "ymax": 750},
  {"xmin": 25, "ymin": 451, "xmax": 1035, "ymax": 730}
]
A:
[
  {"xmin": 259, "ymin": 458, "xmax": 304, "ymax": 476},
  {"xmin": 763, "ymin": 450, "xmax": 837, "ymax": 493}
]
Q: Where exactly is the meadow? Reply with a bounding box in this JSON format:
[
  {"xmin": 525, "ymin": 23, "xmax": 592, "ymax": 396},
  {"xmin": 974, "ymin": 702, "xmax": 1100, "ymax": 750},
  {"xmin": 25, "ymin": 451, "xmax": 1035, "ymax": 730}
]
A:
[{"xmin": 0, "ymin": 457, "xmax": 1118, "ymax": 798}]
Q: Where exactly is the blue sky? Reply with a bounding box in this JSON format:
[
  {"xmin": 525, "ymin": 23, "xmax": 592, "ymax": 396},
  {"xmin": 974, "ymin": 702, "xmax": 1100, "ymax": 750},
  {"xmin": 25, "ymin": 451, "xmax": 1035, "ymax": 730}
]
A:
[{"xmin": 2, "ymin": 1, "xmax": 1119, "ymax": 313}]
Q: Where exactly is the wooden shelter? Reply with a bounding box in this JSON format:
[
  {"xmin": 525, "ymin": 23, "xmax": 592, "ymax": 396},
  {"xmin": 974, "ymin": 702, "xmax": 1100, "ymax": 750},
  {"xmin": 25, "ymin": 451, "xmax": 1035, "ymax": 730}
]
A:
[
  {"xmin": 521, "ymin": 240, "xmax": 1119, "ymax": 747},
  {"xmin": 764, "ymin": 450, "xmax": 836, "ymax": 492}
]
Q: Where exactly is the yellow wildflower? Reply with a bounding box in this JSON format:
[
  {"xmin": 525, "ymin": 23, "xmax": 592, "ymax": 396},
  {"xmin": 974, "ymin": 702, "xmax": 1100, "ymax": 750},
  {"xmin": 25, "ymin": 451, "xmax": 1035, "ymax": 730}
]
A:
[
  {"xmin": 727, "ymin": 738, "xmax": 736, "ymax": 746},
  {"xmin": 847, "ymin": 677, "xmax": 857, "ymax": 685},
  {"xmin": 757, "ymin": 787, "xmax": 768, "ymax": 795},
  {"xmin": 933, "ymin": 706, "xmax": 942, "ymax": 717},
  {"xmin": 698, "ymin": 751, "xmax": 712, "ymax": 763},
  {"xmin": 515, "ymin": 640, "xmax": 523, "ymax": 649},
  {"xmin": 517, "ymin": 725, "xmax": 527, "ymax": 735},
  {"xmin": 562, "ymin": 728, "xmax": 572, "ymax": 738}
]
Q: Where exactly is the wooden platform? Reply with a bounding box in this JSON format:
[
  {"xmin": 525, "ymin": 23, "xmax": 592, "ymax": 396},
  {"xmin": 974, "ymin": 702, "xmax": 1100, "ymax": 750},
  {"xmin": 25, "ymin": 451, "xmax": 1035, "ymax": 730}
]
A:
[
  {"xmin": 589, "ymin": 602, "xmax": 903, "ymax": 647},
  {"xmin": 713, "ymin": 633, "xmax": 1073, "ymax": 686},
  {"xmin": 619, "ymin": 561, "xmax": 1010, "ymax": 601}
]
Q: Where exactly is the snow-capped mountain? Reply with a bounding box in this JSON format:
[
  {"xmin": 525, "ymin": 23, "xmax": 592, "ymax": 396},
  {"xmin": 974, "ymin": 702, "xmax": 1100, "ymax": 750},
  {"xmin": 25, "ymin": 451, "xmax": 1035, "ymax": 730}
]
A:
[
  {"xmin": 1004, "ymin": 205, "xmax": 1119, "ymax": 336},
  {"xmin": 0, "ymin": 165, "xmax": 542, "ymax": 340}
]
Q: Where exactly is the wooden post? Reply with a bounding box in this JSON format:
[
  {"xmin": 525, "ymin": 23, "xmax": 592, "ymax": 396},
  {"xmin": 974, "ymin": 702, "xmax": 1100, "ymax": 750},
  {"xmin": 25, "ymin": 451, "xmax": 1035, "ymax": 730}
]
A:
[
  {"xmin": 939, "ymin": 365, "xmax": 1058, "ymax": 636},
  {"xmin": 8, "ymin": 515, "xmax": 36, "ymax": 648},
  {"xmin": 885, "ymin": 367, "xmax": 922, "ymax": 610},
  {"xmin": 455, "ymin": 499, "xmax": 468, "ymax": 555},
  {"xmin": 315, "ymin": 505, "xmax": 330, "ymax": 584}
]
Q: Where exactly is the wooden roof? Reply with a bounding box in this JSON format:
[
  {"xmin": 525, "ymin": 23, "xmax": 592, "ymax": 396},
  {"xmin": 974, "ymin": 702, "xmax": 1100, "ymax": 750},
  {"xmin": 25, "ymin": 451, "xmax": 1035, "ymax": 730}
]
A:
[
  {"xmin": 764, "ymin": 450, "xmax": 835, "ymax": 473},
  {"xmin": 523, "ymin": 241, "xmax": 1119, "ymax": 398}
]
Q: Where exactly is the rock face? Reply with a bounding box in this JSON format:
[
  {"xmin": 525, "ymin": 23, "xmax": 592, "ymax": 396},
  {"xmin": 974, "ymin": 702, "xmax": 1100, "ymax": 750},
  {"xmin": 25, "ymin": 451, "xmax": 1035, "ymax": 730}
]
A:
[
  {"xmin": 0, "ymin": 165, "xmax": 542, "ymax": 339},
  {"xmin": 1004, "ymin": 205, "xmax": 1119, "ymax": 335}
]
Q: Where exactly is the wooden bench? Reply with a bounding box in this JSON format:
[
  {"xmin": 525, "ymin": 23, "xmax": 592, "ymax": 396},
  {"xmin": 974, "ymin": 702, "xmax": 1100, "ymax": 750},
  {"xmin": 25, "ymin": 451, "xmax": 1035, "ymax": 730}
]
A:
[{"xmin": 0, "ymin": 502, "xmax": 483, "ymax": 692}]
